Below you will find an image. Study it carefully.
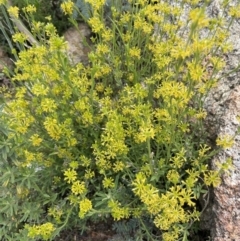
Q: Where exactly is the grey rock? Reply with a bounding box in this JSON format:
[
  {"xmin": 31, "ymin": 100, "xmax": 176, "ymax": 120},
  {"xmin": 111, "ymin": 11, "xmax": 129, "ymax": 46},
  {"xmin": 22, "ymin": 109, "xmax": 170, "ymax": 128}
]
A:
[
  {"xmin": 202, "ymin": 1, "xmax": 240, "ymax": 238},
  {"xmin": 63, "ymin": 23, "xmax": 92, "ymax": 65},
  {"xmin": 205, "ymin": 85, "xmax": 240, "ymax": 241}
]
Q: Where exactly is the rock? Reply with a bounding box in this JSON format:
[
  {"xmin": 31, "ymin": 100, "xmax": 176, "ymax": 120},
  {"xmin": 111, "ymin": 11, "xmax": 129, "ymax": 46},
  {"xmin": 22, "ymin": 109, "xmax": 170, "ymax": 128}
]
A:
[
  {"xmin": 202, "ymin": 1, "xmax": 240, "ymax": 240},
  {"xmin": 63, "ymin": 23, "xmax": 92, "ymax": 65},
  {"xmin": 204, "ymin": 86, "xmax": 240, "ymax": 241}
]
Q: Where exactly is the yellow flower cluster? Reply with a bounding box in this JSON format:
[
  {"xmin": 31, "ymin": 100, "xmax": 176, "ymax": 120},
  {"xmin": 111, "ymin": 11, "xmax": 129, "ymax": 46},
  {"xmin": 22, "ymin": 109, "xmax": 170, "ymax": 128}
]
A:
[
  {"xmin": 108, "ymin": 200, "xmax": 130, "ymax": 221},
  {"xmin": 85, "ymin": 0, "xmax": 105, "ymax": 11},
  {"xmin": 23, "ymin": 4, "xmax": 36, "ymax": 13},
  {"xmin": 204, "ymin": 171, "xmax": 221, "ymax": 187},
  {"xmin": 25, "ymin": 222, "xmax": 55, "ymax": 240},
  {"xmin": 88, "ymin": 16, "xmax": 105, "ymax": 33},
  {"xmin": 30, "ymin": 134, "xmax": 43, "ymax": 146},
  {"xmin": 94, "ymin": 111, "xmax": 128, "ymax": 168},
  {"xmin": 229, "ymin": 5, "xmax": 240, "ymax": 18},
  {"xmin": 189, "ymin": 8, "xmax": 210, "ymax": 28},
  {"xmin": 132, "ymin": 172, "xmax": 199, "ymax": 238},
  {"xmin": 79, "ymin": 198, "xmax": 92, "ymax": 219},
  {"xmin": 12, "ymin": 32, "xmax": 27, "ymax": 44},
  {"xmin": 7, "ymin": 97, "xmax": 35, "ymax": 134},
  {"xmin": 154, "ymin": 81, "xmax": 192, "ymax": 109},
  {"xmin": 60, "ymin": 0, "xmax": 74, "ymax": 15},
  {"xmin": 103, "ymin": 177, "xmax": 115, "ymax": 188},
  {"xmin": 64, "ymin": 168, "xmax": 77, "ymax": 184},
  {"xmin": 71, "ymin": 180, "xmax": 86, "ymax": 195},
  {"xmin": 43, "ymin": 117, "xmax": 62, "ymax": 141},
  {"xmin": 7, "ymin": 6, "xmax": 19, "ymax": 18},
  {"xmin": 48, "ymin": 207, "xmax": 63, "ymax": 224},
  {"xmin": 2, "ymin": 0, "xmax": 235, "ymax": 240},
  {"xmin": 216, "ymin": 134, "xmax": 235, "ymax": 149}
]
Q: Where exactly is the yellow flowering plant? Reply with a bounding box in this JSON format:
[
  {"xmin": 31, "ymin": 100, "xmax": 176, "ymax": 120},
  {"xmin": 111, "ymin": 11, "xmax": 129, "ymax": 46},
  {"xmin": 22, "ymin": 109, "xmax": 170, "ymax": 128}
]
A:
[{"xmin": 0, "ymin": 0, "xmax": 238, "ymax": 240}]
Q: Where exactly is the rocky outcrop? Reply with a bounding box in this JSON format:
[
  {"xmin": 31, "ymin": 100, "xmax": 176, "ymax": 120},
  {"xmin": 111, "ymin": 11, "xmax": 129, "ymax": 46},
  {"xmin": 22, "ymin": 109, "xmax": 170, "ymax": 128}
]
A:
[
  {"xmin": 205, "ymin": 86, "xmax": 240, "ymax": 241},
  {"xmin": 203, "ymin": 1, "xmax": 240, "ymax": 240},
  {"xmin": 63, "ymin": 23, "xmax": 92, "ymax": 65}
]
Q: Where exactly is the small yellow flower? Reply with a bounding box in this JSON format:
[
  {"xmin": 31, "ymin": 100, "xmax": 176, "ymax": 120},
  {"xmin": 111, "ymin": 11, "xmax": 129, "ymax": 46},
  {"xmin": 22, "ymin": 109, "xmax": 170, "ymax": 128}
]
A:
[
  {"xmin": 0, "ymin": 0, "xmax": 7, "ymax": 5},
  {"xmin": 48, "ymin": 207, "xmax": 63, "ymax": 223},
  {"xmin": 135, "ymin": 125, "xmax": 155, "ymax": 143},
  {"xmin": 198, "ymin": 144, "xmax": 211, "ymax": 158},
  {"xmin": 88, "ymin": 16, "xmax": 104, "ymax": 33},
  {"xmin": 67, "ymin": 137, "xmax": 77, "ymax": 147},
  {"xmin": 85, "ymin": 169, "xmax": 95, "ymax": 179},
  {"xmin": 32, "ymin": 83, "xmax": 49, "ymax": 96},
  {"xmin": 113, "ymin": 161, "xmax": 125, "ymax": 172},
  {"xmin": 69, "ymin": 161, "xmax": 79, "ymax": 169},
  {"xmin": 95, "ymin": 83, "xmax": 105, "ymax": 92},
  {"xmin": 129, "ymin": 47, "xmax": 141, "ymax": 59},
  {"xmin": 30, "ymin": 134, "xmax": 43, "ymax": 146},
  {"xmin": 167, "ymin": 170, "xmax": 180, "ymax": 185},
  {"xmin": 204, "ymin": 171, "xmax": 221, "ymax": 187},
  {"xmin": 216, "ymin": 134, "xmax": 234, "ymax": 149},
  {"xmin": 79, "ymin": 198, "xmax": 92, "ymax": 218},
  {"xmin": 24, "ymin": 150, "xmax": 35, "ymax": 163},
  {"xmin": 120, "ymin": 12, "xmax": 131, "ymax": 24},
  {"xmin": 7, "ymin": 6, "xmax": 19, "ymax": 18},
  {"xmin": 49, "ymin": 36, "xmax": 67, "ymax": 51},
  {"xmin": 122, "ymin": 32, "xmax": 131, "ymax": 42},
  {"xmin": 45, "ymin": 15, "xmax": 52, "ymax": 21},
  {"xmin": 44, "ymin": 117, "xmax": 62, "ymax": 140},
  {"xmin": 132, "ymin": 208, "xmax": 142, "ymax": 218},
  {"xmin": 195, "ymin": 110, "xmax": 207, "ymax": 119},
  {"xmin": 12, "ymin": 32, "xmax": 27, "ymax": 44},
  {"xmin": 85, "ymin": 0, "xmax": 105, "ymax": 11},
  {"xmin": 102, "ymin": 177, "xmax": 115, "ymax": 188},
  {"xmin": 44, "ymin": 23, "xmax": 57, "ymax": 36},
  {"xmin": 187, "ymin": 61, "xmax": 205, "ymax": 83},
  {"xmin": 80, "ymin": 155, "xmax": 91, "ymax": 167},
  {"xmin": 23, "ymin": 4, "xmax": 36, "ymax": 13},
  {"xmin": 26, "ymin": 222, "xmax": 55, "ymax": 240},
  {"xmin": 40, "ymin": 98, "xmax": 57, "ymax": 113},
  {"xmin": 64, "ymin": 168, "xmax": 77, "ymax": 184},
  {"xmin": 161, "ymin": 230, "xmax": 179, "ymax": 241},
  {"xmin": 71, "ymin": 181, "xmax": 86, "ymax": 195},
  {"xmin": 16, "ymin": 186, "xmax": 29, "ymax": 199},
  {"xmin": 189, "ymin": 8, "xmax": 209, "ymax": 28},
  {"xmin": 111, "ymin": 206, "xmax": 130, "ymax": 221},
  {"xmin": 61, "ymin": 0, "xmax": 74, "ymax": 15},
  {"xmin": 32, "ymin": 21, "xmax": 45, "ymax": 33},
  {"xmin": 101, "ymin": 28, "xmax": 113, "ymax": 42},
  {"xmin": 96, "ymin": 43, "xmax": 110, "ymax": 54},
  {"xmin": 53, "ymin": 176, "xmax": 61, "ymax": 184},
  {"xmin": 229, "ymin": 5, "xmax": 240, "ymax": 18}
]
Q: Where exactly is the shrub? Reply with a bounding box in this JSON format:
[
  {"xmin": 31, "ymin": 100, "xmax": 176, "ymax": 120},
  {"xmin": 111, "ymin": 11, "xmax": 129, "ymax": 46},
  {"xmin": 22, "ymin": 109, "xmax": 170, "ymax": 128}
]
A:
[{"xmin": 0, "ymin": 0, "xmax": 238, "ymax": 240}]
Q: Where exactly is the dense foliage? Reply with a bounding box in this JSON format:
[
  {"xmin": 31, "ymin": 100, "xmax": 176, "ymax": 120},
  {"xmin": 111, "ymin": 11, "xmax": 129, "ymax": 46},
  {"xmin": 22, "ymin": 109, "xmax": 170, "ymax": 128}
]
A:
[
  {"xmin": 12, "ymin": 0, "xmax": 71, "ymax": 33},
  {"xmin": 0, "ymin": 0, "xmax": 239, "ymax": 240}
]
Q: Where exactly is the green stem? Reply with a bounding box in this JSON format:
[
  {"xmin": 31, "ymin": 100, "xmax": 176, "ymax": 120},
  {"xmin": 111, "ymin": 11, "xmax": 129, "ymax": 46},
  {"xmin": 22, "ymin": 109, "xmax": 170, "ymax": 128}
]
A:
[{"xmin": 139, "ymin": 218, "xmax": 156, "ymax": 241}]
